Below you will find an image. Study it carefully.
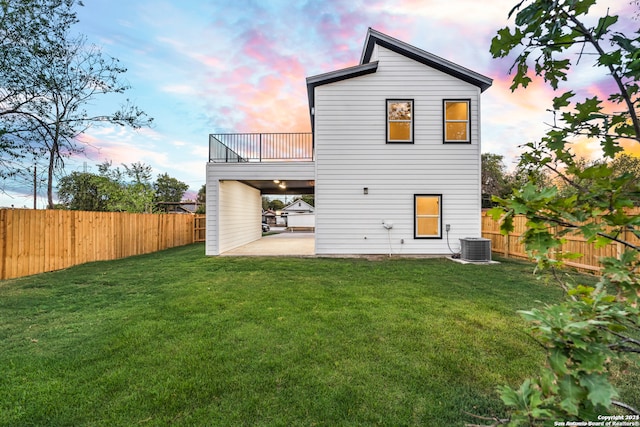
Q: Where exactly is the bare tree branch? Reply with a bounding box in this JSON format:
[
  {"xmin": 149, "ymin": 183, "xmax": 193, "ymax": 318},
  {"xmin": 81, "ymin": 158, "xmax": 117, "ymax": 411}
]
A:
[{"xmin": 612, "ymin": 400, "xmax": 640, "ymax": 416}]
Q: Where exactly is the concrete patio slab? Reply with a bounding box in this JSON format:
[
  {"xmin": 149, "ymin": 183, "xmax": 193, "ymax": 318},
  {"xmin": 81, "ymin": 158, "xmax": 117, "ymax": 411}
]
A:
[{"xmin": 220, "ymin": 232, "xmax": 315, "ymax": 256}]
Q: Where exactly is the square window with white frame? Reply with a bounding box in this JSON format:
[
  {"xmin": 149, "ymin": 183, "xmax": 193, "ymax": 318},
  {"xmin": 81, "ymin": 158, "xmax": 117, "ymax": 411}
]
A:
[
  {"xmin": 414, "ymin": 194, "xmax": 442, "ymax": 239},
  {"xmin": 443, "ymin": 100, "xmax": 470, "ymax": 143},
  {"xmin": 386, "ymin": 99, "xmax": 413, "ymax": 143}
]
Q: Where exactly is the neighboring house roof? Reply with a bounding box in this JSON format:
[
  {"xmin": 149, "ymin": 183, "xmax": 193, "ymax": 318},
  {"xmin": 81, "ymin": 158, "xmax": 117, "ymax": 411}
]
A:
[
  {"xmin": 156, "ymin": 201, "xmax": 200, "ymax": 214},
  {"xmin": 306, "ymin": 27, "xmax": 494, "ymax": 130},
  {"xmin": 282, "ymin": 199, "xmax": 315, "ymax": 213}
]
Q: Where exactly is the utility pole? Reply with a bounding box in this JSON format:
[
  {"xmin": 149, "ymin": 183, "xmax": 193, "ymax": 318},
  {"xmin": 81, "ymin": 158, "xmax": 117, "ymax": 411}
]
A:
[{"xmin": 33, "ymin": 165, "xmax": 37, "ymax": 209}]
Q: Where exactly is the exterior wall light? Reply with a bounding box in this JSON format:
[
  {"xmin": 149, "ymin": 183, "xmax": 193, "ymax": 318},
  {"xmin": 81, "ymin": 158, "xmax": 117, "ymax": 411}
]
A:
[{"xmin": 363, "ymin": 187, "xmax": 368, "ymax": 195}]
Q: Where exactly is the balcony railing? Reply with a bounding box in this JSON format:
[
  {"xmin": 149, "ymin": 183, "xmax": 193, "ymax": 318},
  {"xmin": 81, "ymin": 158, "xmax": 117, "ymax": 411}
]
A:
[{"xmin": 209, "ymin": 133, "xmax": 313, "ymax": 163}]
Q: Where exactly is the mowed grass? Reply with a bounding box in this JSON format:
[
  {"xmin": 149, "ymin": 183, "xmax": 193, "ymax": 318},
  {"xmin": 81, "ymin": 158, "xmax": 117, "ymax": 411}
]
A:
[{"xmin": 0, "ymin": 243, "xmax": 617, "ymax": 426}]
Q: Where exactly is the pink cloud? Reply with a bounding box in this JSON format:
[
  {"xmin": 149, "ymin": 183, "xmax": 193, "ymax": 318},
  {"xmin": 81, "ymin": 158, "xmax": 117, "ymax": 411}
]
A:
[
  {"xmin": 235, "ymin": 71, "xmax": 310, "ymax": 133},
  {"xmin": 240, "ymin": 29, "xmax": 271, "ymax": 63}
]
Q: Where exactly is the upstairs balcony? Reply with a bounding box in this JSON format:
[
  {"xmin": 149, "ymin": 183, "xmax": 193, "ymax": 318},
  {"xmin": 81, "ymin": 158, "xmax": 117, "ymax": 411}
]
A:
[{"xmin": 209, "ymin": 133, "xmax": 314, "ymax": 163}]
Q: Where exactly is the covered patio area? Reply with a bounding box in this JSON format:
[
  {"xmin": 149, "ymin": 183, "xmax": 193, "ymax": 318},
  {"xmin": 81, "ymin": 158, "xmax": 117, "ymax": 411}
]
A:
[{"xmin": 220, "ymin": 230, "xmax": 314, "ymax": 256}]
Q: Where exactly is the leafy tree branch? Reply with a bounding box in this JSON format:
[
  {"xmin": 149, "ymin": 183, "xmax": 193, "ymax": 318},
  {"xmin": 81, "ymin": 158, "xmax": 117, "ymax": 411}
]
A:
[{"xmin": 477, "ymin": 0, "xmax": 640, "ymax": 424}]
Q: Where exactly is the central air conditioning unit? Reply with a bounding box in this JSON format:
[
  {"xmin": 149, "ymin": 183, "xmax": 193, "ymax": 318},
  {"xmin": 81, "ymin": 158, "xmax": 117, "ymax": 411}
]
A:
[{"xmin": 460, "ymin": 237, "xmax": 492, "ymax": 262}]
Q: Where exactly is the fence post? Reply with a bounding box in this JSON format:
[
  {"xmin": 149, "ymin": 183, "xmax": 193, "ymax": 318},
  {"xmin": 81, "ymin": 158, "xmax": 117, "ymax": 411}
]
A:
[
  {"xmin": 504, "ymin": 230, "xmax": 510, "ymax": 258},
  {"xmin": 617, "ymin": 226, "xmax": 627, "ymax": 259}
]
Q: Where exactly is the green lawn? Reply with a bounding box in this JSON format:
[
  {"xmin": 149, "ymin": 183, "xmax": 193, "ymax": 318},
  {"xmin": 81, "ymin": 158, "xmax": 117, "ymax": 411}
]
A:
[{"xmin": 0, "ymin": 243, "xmax": 629, "ymax": 426}]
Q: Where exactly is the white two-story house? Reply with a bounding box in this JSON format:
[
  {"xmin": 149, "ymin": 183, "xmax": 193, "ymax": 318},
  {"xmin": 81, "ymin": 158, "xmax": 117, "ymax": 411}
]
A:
[{"xmin": 206, "ymin": 28, "xmax": 492, "ymax": 256}]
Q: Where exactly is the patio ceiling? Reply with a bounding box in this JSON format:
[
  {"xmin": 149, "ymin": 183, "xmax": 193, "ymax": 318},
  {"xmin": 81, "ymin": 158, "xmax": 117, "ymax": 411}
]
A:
[{"xmin": 239, "ymin": 180, "xmax": 315, "ymax": 195}]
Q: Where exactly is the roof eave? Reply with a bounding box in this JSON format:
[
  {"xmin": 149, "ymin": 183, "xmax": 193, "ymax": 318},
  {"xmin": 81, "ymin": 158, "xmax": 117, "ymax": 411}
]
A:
[{"xmin": 305, "ymin": 61, "xmax": 379, "ymax": 131}]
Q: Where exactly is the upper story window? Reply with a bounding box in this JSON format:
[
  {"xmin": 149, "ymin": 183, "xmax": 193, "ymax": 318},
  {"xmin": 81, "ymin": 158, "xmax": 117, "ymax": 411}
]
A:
[
  {"xmin": 444, "ymin": 100, "xmax": 470, "ymax": 143},
  {"xmin": 387, "ymin": 99, "xmax": 413, "ymax": 143}
]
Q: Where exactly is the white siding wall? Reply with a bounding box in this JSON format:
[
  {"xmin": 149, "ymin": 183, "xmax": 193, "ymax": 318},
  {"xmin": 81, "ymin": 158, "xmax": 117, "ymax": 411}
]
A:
[
  {"xmin": 219, "ymin": 181, "xmax": 261, "ymax": 253},
  {"xmin": 205, "ymin": 165, "xmax": 220, "ymax": 255},
  {"xmin": 287, "ymin": 213, "xmax": 316, "ymax": 228},
  {"xmin": 314, "ymin": 46, "xmax": 482, "ymax": 255}
]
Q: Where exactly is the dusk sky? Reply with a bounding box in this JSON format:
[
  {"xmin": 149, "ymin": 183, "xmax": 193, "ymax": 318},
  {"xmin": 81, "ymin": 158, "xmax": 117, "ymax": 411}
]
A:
[{"xmin": 2, "ymin": 0, "xmax": 636, "ymax": 208}]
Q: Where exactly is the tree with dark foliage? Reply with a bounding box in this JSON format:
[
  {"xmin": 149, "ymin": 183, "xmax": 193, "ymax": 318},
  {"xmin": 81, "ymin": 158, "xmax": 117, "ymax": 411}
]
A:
[{"xmin": 0, "ymin": 0, "xmax": 152, "ymax": 207}]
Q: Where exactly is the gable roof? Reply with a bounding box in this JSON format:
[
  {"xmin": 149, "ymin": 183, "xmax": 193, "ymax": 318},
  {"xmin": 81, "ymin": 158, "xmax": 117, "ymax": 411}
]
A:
[
  {"xmin": 361, "ymin": 28, "xmax": 493, "ymax": 92},
  {"xmin": 306, "ymin": 28, "xmax": 493, "ymax": 130},
  {"xmin": 282, "ymin": 199, "xmax": 314, "ymax": 213}
]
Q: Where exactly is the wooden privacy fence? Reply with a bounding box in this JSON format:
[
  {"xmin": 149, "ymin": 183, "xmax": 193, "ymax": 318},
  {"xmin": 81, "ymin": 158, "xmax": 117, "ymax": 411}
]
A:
[
  {"xmin": 0, "ymin": 209, "xmax": 202, "ymax": 281},
  {"xmin": 9, "ymin": 208, "xmax": 637, "ymax": 279},
  {"xmin": 481, "ymin": 209, "xmax": 640, "ymax": 273}
]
